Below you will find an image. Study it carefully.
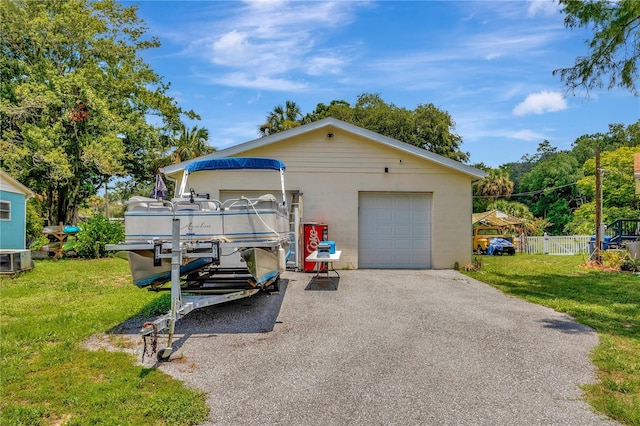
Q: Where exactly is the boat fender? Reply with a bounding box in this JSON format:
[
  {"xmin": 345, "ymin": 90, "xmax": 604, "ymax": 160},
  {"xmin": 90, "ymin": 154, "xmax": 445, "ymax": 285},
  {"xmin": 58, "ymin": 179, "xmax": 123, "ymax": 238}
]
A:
[{"xmin": 278, "ymin": 246, "xmax": 286, "ymax": 272}]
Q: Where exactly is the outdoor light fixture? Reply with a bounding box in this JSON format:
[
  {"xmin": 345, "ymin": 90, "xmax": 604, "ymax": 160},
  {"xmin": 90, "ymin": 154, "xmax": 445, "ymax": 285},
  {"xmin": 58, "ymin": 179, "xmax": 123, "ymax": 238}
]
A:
[{"xmin": 384, "ymin": 167, "xmax": 389, "ymax": 173}]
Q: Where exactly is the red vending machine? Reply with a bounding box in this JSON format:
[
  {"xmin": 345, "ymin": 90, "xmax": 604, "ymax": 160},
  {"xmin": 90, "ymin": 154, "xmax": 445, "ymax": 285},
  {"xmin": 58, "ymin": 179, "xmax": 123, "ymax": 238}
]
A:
[{"xmin": 303, "ymin": 223, "xmax": 328, "ymax": 272}]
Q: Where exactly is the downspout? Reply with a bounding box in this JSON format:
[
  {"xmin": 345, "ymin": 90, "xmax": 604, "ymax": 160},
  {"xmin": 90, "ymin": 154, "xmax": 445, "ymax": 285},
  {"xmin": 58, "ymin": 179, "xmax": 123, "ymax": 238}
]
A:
[{"xmin": 280, "ymin": 168, "xmax": 286, "ymax": 208}]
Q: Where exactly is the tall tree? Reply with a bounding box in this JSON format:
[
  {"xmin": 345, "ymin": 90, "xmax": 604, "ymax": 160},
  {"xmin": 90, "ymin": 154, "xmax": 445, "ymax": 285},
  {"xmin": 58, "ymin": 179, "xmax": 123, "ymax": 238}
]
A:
[
  {"xmin": 475, "ymin": 168, "xmax": 515, "ymax": 203},
  {"xmin": 302, "ymin": 99, "xmax": 353, "ymax": 124},
  {"xmin": 576, "ymin": 146, "xmax": 640, "ymax": 210},
  {"xmin": 0, "ymin": 0, "xmax": 196, "ymax": 224},
  {"xmin": 259, "ymin": 100, "xmax": 302, "ymax": 136},
  {"xmin": 554, "ymin": 0, "xmax": 640, "ymax": 95},
  {"xmin": 565, "ymin": 146, "xmax": 640, "ymax": 233},
  {"xmin": 504, "ymin": 140, "xmax": 561, "ymax": 194},
  {"xmin": 519, "ymin": 152, "xmax": 583, "ymax": 234},
  {"xmin": 265, "ymin": 93, "xmax": 469, "ymax": 163},
  {"xmin": 169, "ymin": 124, "xmax": 215, "ymax": 164},
  {"xmin": 571, "ymin": 120, "xmax": 640, "ymax": 164}
]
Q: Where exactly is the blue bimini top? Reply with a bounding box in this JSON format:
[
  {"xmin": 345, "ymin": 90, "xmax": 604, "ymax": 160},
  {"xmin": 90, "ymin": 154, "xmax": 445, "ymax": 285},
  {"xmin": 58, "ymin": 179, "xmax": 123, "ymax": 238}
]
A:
[{"xmin": 184, "ymin": 158, "xmax": 285, "ymax": 173}]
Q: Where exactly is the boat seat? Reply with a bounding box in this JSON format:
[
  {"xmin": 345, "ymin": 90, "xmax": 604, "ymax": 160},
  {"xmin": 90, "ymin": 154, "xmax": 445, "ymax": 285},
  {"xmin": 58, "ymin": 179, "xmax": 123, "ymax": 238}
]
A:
[
  {"xmin": 199, "ymin": 200, "xmax": 221, "ymax": 211},
  {"xmin": 148, "ymin": 205, "xmax": 172, "ymax": 212},
  {"xmin": 128, "ymin": 203, "xmax": 171, "ymax": 213},
  {"xmin": 129, "ymin": 204, "xmax": 149, "ymax": 212}
]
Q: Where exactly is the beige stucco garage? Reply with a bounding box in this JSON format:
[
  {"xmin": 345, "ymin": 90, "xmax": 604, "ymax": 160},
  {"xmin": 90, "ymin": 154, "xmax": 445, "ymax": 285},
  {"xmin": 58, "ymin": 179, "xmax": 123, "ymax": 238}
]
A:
[{"xmin": 162, "ymin": 118, "xmax": 485, "ymax": 270}]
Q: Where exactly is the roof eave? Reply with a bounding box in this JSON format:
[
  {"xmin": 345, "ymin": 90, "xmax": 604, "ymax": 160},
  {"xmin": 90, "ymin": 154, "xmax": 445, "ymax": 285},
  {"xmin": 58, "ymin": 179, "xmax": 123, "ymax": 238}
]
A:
[{"xmin": 0, "ymin": 169, "xmax": 35, "ymax": 198}]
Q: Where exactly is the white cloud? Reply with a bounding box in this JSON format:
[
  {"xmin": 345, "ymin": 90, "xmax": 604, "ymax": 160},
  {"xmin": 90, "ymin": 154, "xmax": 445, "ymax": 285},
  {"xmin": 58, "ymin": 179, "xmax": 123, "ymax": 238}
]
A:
[
  {"xmin": 211, "ymin": 30, "xmax": 252, "ymax": 66},
  {"xmin": 211, "ymin": 72, "xmax": 308, "ymax": 92},
  {"xmin": 306, "ymin": 56, "xmax": 346, "ymax": 76},
  {"xmin": 182, "ymin": 1, "xmax": 364, "ymax": 90},
  {"xmin": 510, "ymin": 129, "xmax": 546, "ymax": 141},
  {"xmin": 512, "ymin": 91, "xmax": 567, "ymax": 116},
  {"xmin": 527, "ymin": 0, "xmax": 560, "ymax": 17}
]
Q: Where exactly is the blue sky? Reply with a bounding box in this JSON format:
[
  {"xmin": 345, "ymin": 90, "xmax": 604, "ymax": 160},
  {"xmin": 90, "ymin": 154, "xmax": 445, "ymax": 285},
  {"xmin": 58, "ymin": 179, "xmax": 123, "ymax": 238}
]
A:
[{"xmin": 127, "ymin": 0, "xmax": 639, "ymax": 168}]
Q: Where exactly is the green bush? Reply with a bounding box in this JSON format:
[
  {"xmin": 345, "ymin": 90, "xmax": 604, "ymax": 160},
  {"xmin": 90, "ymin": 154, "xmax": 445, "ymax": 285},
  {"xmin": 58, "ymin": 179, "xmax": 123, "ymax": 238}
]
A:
[
  {"xmin": 75, "ymin": 215, "xmax": 124, "ymax": 258},
  {"xmin": 29, "ymin": 235, "xmax": 49, "ymax": 251},
  {"xmin": 25, "ymin": 198, "xmax": 44, "ymax": 242}
]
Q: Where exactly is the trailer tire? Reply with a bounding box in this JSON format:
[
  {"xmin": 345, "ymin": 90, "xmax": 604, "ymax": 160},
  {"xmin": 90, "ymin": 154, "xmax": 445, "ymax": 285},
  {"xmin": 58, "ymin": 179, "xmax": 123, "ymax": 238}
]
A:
[
  {"xmin": 157, "ymin": 349, "xmax": 171, "ymax": 362},
  {"xmin": 271, "ymin": 277, "xmax": 280, "ymax": 293}
]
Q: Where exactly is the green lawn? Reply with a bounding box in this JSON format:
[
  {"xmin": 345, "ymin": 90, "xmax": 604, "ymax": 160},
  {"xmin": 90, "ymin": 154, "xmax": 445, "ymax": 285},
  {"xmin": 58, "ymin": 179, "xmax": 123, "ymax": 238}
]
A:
[
  {"xmin": 464, "ymin": 254, "xmax": 640, "ymax": 426},
  {"xmin": 3, "ymin": 255, "xmax": 638, "ymax": 425},
  {"xmin": 0, "ymin": 258, "xmax": 209, "ymax": 426}
]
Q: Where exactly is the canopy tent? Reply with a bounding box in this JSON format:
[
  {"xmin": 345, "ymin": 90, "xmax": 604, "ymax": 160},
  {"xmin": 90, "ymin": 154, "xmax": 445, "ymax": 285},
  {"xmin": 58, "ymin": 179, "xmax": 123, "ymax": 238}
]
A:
[{"xmin": 472, "ymin": 210, "xmax": 524, "ymax": 227}]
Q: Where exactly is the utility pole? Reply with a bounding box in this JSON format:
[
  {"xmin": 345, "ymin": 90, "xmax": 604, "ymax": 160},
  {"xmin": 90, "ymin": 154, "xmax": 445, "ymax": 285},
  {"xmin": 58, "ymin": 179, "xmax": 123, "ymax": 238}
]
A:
[{"xmin": 594, "ymin": 151, "xmax": 603, "ymax": 263}]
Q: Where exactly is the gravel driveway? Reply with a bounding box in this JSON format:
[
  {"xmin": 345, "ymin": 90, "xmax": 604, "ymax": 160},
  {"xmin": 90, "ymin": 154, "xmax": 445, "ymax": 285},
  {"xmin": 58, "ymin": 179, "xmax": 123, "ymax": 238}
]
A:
[{"xmin": 152, "ymin": 269, "xmax": 614, "ymax": 425}]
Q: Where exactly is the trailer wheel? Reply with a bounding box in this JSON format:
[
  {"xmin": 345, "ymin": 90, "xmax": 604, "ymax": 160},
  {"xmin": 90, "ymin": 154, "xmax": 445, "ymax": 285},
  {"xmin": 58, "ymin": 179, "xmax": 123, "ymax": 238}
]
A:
[
  {"xmin": 476, "ymin": 246, "xmax": 483, "ymax": 255},
  {"xmin": 270, "ymin": 277, "xmax": 280, "ymax": 293},
  {"xmin": 157, "ymin": 348, "xmax": 171, "ymax": 362}
]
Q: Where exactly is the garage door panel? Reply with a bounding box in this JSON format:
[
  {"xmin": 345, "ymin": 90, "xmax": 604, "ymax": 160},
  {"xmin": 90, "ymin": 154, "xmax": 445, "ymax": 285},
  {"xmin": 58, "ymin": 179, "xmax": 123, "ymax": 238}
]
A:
[
  {"xmin": 410, "ymin": 238, "xmax": 428, "ymax": 249},
  {"xmin": 394, "ymin": 224, "xmax": 412, "ymax": 237},
  {"xmin": 395, "ymin": 240, "xmax": 412, "ymax": 251},
  {"xmin": 358, "ymin": 193, "xmax": 431, "ymax": 269},
  {"xmin": 378, "ymin": 224, "xmax": 393, "ymax": 234}
]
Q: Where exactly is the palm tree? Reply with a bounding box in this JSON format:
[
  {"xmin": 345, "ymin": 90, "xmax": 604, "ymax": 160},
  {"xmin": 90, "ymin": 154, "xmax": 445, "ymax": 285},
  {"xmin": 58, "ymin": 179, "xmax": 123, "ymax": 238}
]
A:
[
  {"xmin": 171, "ymin": 124, "xmax": 215, "ymax": 164},
  {"xmin": 259, "ymin": 100, "xmax": 303, "ymax": 136},
  {"xmin": 476, "ymin": 169, "xmax": 514, "ymax": 200}
]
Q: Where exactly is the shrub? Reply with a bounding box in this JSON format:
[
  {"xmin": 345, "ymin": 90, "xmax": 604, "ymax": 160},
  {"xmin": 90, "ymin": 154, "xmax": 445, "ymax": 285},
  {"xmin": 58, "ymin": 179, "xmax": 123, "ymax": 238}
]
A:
[
  {"xmin": 464, "ymin": 256, "xmax": 483, "ymax": 272},
  {"xmin": 621, "ymin": 255, "xmax": 640, "ymax": 273},
  {"xmin": 602, "ymin": 250, "xmax": 627, "ymax": 270},
  {"xmin": 75, "ymin": 215, "xmax": 124, "ymax": 258},
  {"xmin": 25, "ymin": 198, "xmax": 44, "ymax": 243}
]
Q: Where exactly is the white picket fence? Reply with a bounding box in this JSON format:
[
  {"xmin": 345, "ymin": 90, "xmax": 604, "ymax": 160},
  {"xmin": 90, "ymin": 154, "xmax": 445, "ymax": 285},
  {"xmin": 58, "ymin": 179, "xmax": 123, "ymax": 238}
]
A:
[{"xmin": 518, "ymin": 235, "xmax": 591, "ymax": 255}]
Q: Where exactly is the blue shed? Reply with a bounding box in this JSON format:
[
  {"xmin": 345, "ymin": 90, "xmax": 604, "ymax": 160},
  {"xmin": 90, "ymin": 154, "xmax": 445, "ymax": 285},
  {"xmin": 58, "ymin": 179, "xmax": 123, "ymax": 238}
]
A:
[{"xmin": 0, "ymin": 170, "xmax": 34, "ymax": 250}]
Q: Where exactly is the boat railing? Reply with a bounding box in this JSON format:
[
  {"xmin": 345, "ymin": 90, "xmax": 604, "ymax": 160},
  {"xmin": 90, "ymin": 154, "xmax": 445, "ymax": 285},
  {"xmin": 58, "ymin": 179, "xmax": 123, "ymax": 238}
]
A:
[
  {"xmin": 127, "ymin": 196, "xmax": 223, "ymax": 213},
  {"xmin": 222, "ymin": 194, "xmax": 281, "ymax": 211},
  {"xmin": 173, "ymin": 198, "xmax": 222, "ymax": 212},
  {"xmin": 127, "ymin": 197, "xmax": 174, "ymax": 213}
]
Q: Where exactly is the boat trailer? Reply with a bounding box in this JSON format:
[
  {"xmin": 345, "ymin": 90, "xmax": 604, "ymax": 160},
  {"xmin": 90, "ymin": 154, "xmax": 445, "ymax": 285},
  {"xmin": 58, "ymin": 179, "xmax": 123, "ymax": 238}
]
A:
[{"xmin": 141, "ymin": 218, "xmax": 270, "ymax": 362}]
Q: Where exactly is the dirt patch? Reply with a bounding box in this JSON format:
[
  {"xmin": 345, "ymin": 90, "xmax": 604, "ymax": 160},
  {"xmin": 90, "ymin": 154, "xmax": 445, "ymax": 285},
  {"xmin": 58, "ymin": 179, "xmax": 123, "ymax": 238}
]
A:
[
  {"xmin": 580, "ymin": 261, "xmax": 621, "ymax": 272},
  {"xmin": 81, "ymin": 316, "xmax": 159, "ymax": 367}
]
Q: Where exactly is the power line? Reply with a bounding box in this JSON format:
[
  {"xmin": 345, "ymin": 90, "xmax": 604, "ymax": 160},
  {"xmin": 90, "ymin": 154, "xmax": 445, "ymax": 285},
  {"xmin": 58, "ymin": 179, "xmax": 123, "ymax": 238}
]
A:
[{"xmin": 473, "ymin": 182, "xmax": 578, "ymax": 199}]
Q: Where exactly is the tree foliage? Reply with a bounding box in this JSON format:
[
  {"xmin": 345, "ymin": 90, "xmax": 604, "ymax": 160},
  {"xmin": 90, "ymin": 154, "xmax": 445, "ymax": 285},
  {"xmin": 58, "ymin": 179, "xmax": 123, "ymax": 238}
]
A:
[
  {"xmin": 500, "ymin": 120, "xmax": 639, "ymax": 235},
  {"xmin": 518, "ymin": 152, "xmax": 583, "ymax": 234},
  {"xmin": 476, "ymin": 169, "xmax": 514, "ymax": 200},
  {"xmin": 261, "ymin": 93, "xmax": 469, "ymax": 163},
  {"xmin": 473, "ymin": 168, "xmax": 515, "ymax": 212},
  {"xmin": 554, "ymin": 0, "xmax": 640, "ymax": 95},
  {"xmin": 168, "ymin": 124, "xmax": 215, "ymax": 165},
  {"xmin": 259, "ymin": 100, "xmax": 303, "ymax": 136},
  {"xmin": 75, "ymin": 214, "xmax": 124, "ymax": 258},
  {"xmin": 576, "ymin": 146, "xmax": 640, "ymax": 209},
  {"xmin": 0, "ymin": 0, "xmax": 197, "ymax": 225},
  {"xmin": 487, "ymin": 200, "xmax": 551, "ymax": 236}
]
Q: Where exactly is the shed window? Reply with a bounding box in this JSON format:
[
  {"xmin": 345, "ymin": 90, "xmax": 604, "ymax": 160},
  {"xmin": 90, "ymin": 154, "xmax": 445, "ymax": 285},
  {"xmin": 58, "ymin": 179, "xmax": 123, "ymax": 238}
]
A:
[{"xmin": 0, "ymin": 201, "xmax": 10, "ymax": 220}]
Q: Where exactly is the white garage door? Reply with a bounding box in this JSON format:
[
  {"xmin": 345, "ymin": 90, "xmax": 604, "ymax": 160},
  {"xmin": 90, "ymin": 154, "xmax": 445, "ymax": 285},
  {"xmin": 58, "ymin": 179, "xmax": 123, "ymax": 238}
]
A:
[{"xmin": 358, "ymin": 193, "xmax": 431, "ymax": 269}]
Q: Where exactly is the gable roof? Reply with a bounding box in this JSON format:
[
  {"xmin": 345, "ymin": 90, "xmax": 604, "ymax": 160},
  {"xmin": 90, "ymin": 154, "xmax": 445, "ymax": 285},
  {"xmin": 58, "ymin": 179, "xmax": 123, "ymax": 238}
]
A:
[
  {"xmin": 0, "ymin": 169, "xmax": 34, "ymax": 198},
  {"xmin": 162, "ymin": 117, "xmax": 486, "ymax": 179}
]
